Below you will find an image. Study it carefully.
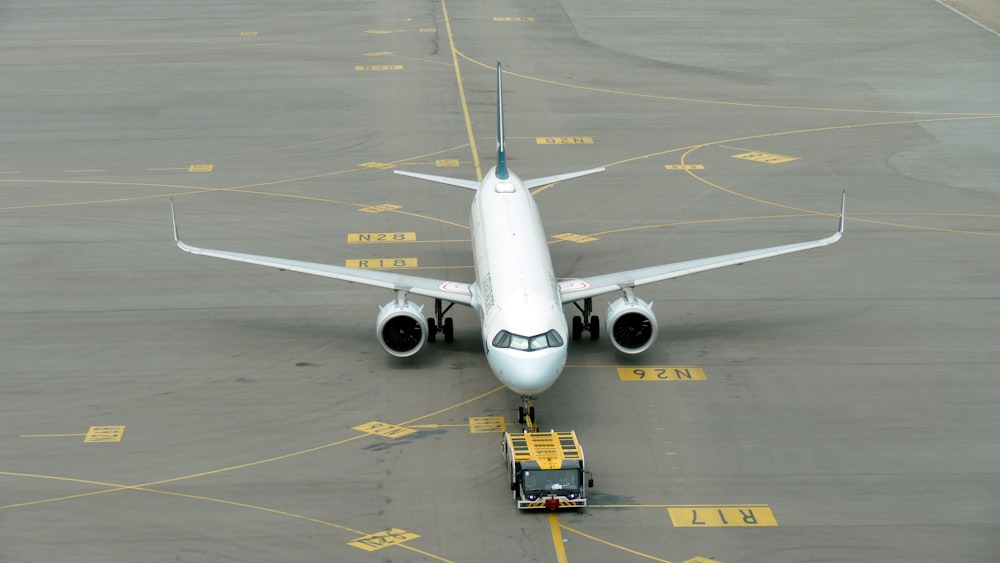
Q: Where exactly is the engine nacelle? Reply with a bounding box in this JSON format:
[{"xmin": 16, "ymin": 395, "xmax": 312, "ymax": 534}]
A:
[
  {"xmin": 605, "ymin": 294, "xmax": 658, "ymax": 354},
  {"xmin": 376, "ymin": 297, "xmax": 428, "ymax": 358}
]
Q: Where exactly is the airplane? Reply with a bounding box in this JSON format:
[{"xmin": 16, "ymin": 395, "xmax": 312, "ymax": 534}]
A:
[{"xmin": 172, "ymin": 60, "xmax": 844, "ymax": 425}]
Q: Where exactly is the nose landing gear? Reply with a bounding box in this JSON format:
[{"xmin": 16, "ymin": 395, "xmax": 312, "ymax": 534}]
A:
[{"xmin": 518, "ymin": 396, "xmax": 538, "ymax": 432}]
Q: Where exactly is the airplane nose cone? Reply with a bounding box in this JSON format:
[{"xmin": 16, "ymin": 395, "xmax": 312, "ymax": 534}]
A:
[{"xmin": 488, "ymin": 347, "xmax": 566, "ymax": 396}]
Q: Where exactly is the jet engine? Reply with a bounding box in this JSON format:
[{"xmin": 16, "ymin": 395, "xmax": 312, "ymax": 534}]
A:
[
  {"xmin": 605, "ymin": 292, "xmax": 658, "ymax": 354},
  {"xmin": 376, "ymin": 297, "xmax": 428, "ymax": 358}
]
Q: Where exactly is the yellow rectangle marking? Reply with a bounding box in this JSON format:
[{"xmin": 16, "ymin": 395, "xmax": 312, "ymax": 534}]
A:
[
  {"xmin": 664, "ymin": 164, "xmax": 705, "ymax": 170},
  {"xmin": 239, "ymin": 31, "xmax": 257, "ymax": 37},
  {"xmin": 352, "ymin": 421, "xmax": 417, "ymax": 439},
  {"xmin": 553, "ymin": 233, "xmax": 598, "ymax": 243},
  {"xmin": 494, "ymin": 16, "xmax": 536, "ymax": 22},
  {"xmin": 731, "ymin": 151, "xmax": 798, "ymax": 164},
  {"xmin": 617, "ymin": 366, "xmax": 706, "ymax": 381},
  {"xmin": 348, "ymin": 528, "xmax": 420, "ymax": 551},
  {"xmin": 188, "ymin": 164, "xmax": 214, "ymax": 172},
  {"xmin": 469, "ymin": 416, "xmax": 506, "ymax": 433},
  {"xmin": 345, "ymin": 258, "xmax": 417, "ymax": 269},
  {"xmin": 84, "ymin": 426, "xmax": 125, "ymax": 443},
  {"xmin": 536, "ymin": 136, "xmax": 594, "ymax": 144},
  {"xmin": 355, "ymin": 65, "xmax": 404, "ymax": 71},
  {"xmin": 359, "ymin": 161, "xmax": 396, "ymax": 170},
  {"xmin": 359, "ymin": 203, "xmax": 401, "ymax": 213},
  {"xmin": 435, "ymin": 159, "xmax": 460, "ymax": 167},
  {"xmin": 347, "ymin": 232, "xmax": 416, "ymax": 243},
  {"xmin": 668, "ymin": 505, "xmax": 777, "ymax": 527}
]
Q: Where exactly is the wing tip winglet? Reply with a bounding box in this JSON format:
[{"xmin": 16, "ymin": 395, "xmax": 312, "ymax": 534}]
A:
[
  {"xmin": 169, "ymin": 198, "xmax": 180, "ymax": 244},
  {"xmin": 838, "ymin": 190, "xmax": 846, "ymax": 235}
]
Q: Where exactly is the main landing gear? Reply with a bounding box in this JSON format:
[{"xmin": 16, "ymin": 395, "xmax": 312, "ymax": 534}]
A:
[
  {"xmin": 518, "ymin": 396, "xmax": 538, "ymax": 432},
  {"xmin": 427, "ymin": 298, "xmax": 455, "ymax": 343},
  {"xmin": 571, "ymin": 298, "xmax": 600, "ymax": 341}
]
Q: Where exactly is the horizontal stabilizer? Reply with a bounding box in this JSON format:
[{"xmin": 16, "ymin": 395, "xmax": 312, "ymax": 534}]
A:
[
  {"xmin": 524, "ymin": 167, "xmax": 605, "ymax": 189},
  {"xmin": 393, "ymin": 169, "xmax": 480, "ymax": 190}
]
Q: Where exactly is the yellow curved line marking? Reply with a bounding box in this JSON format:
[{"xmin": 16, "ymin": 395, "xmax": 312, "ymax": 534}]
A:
[
  {"xmin": 1, "ymin": 472, "xmax": 456, "ymax": 560},
  {"xmin": 1, "ymin": 385, "xmax": 506, "ymax": 511},
  {"xmin": 559, "ymin": 523, "xmax": 674, "ymax": 563},
  {"xmin": 456, "ymin": 50, "xmax": 999, "ymax": 117}
]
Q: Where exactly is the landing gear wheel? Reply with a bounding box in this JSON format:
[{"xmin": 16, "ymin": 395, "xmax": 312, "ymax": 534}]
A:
[
  {"xmin": 520, "ymin": 396, "xmax": 538, "ymax": 431},
  {"xmin": 443, "ymin": 317, "xmax": 454, "ymax": 343},
  {"xmin": 427, "ymin": 318, "xmax": 437, "ymax": 343},
  {"xmin": 589, "ymin": 315, "xmax": 600, "ymax": 341},
  {"xmin": 572, "ymin": 316, "xmax": 583, "ymax": 341}
]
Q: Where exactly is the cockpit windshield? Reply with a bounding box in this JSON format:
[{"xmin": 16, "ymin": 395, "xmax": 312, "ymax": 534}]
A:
[
  {"xmin": 522, "ymin": 469, "xmax": 581, "ymax": 493},
  {"xmin": 491, "ymin": 329, "xmax": 564, "ymax": 352}
]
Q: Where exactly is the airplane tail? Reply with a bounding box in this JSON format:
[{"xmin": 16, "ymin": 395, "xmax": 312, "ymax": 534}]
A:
[
  {"xmin": 394, "ymin": 58, "xmax": 605, "ymax": 190},
  {"xmin": 496, "ymin": 59, "xmax": 508, "ymax": 180}
]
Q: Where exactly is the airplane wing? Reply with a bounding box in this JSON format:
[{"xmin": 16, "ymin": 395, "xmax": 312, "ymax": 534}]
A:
[
  {"xmin": 170, "ymin": 201, "xmax": 474, "ymax": 306},
  {"xmin": 559, "ymin": 193, "xmax": 845, "ymax": 304}
]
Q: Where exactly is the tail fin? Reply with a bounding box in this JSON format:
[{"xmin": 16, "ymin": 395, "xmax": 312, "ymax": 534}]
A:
[{"xmin": 495, "ymin": 59, "xmax": 509, "ymax": 180}]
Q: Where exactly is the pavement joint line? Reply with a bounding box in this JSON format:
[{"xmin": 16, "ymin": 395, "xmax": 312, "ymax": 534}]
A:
[
  {"xmin": 454, "ymin": 49, "xmax": 1000, "ymax": 117},
  {"xmin": 4, "ymin": 117, "xmax": 998, "ymax": 239},
  {"xmin": 1, "ymin": 384, "xmax": 507, "ymax": 510}
]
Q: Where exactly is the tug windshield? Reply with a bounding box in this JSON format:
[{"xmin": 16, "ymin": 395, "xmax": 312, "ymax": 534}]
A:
[{"xmin": 522, "ymin": 469, "xmax": 580, "ymax": 493}]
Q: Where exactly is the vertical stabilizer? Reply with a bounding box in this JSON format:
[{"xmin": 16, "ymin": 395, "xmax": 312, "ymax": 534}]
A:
[{"xmin": 495, "ymin": 59, "xmax": 509, "ymax": 180}]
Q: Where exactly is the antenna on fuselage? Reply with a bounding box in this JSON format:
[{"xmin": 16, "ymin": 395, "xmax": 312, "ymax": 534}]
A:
[{"xmin": 496, "ymin": 59, "xmax": 509, "ymax": 180}]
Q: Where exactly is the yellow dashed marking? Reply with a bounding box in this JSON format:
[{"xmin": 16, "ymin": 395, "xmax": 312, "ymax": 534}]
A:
[
  {"xmin": 617, "ymin": 366, "xmax": 706, "ymax": 381},
  {"xmin": 731, "ymin": 151, "xmax": 798, "ymax": 164},
  {"xmin": 348, "ymin": 528, "xmax": 420, "ymax": 551},
  {"xmin": 468, "ymin": 416, "xmax": 506, "ymax": 433},
  {"xmin": 346, "ymin": 258, "xmax": 417, "ymax": 269},
  {"xmin": 684, "ymin": 558, "xmax": 725, "ymax": 563},
  {"xmin": 187, "ymin": 164, "xmax": 214, "ymax": 172},
  {"xmin": 493, "ymin": 16, "xmax": 536, "ymax": 22},
  {"xmin": 364, "ymin": 29, "xmax": 404, "ymax": 35},
  {"xmin": 419, "ymin": 28, "xmax": 437, "ymax": 33},
  {"xmin": 347, "ymin": 232, "xmax": 416, "ymax": 243},
  {"xmin": 436, "ymin": 159, "xmax": 460, "ymax": 167},
  {"xmin": 359, "ymin": 203, "xmax": 401, "ymax": 213},
  {"xmin": 669, "ymin": 505, "xmax": 777, "ymax": 527},
  {"xmin": 355, "ymin": 65, "xmax": 404, "ymax": 71},
  {"xmin": 239, "ymin": 31, "xmax": 257, "ymax": 37},
  {"xmin": 62, "ymin": 169, "xmax": 105, "ymax": 173},
  {"xmin": 664, "ymin": 164, "xmax": 705, "ymax": 170},
  {"xmin": 359, "ymin": 161, "xmax": 396, "ymax": 170},
  {"xmin": 84, "ymin": 426, "xmax": 126, "ymax": 443},
  {"xmin": 364, "ymin": 51, "xmax": 394, "ymax": 56},
  {"xmin": 352, "ymin": 421, "xmax": 417, "ymax": 439},
  {"xmin": 553, "ymin": 233, "xmax": 598, "ymax": 243},
  {"xmin": 536, "ymin": 136, "xmax": 594, "ymax": 144}
]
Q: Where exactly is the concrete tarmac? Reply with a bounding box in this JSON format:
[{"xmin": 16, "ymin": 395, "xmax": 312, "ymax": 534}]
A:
[{"xmin": 2, "ymin": 1, "xmax": 998, "ymax": 562}]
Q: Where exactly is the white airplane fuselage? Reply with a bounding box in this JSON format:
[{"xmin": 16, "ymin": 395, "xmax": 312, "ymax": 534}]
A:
[
  {"xmin": 171, "ymin": 59, "xmax": 843, "ymax": 404},
  {"xmin": 470, "ymin": 167, "xmax": 568, "ymax": 396}
]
